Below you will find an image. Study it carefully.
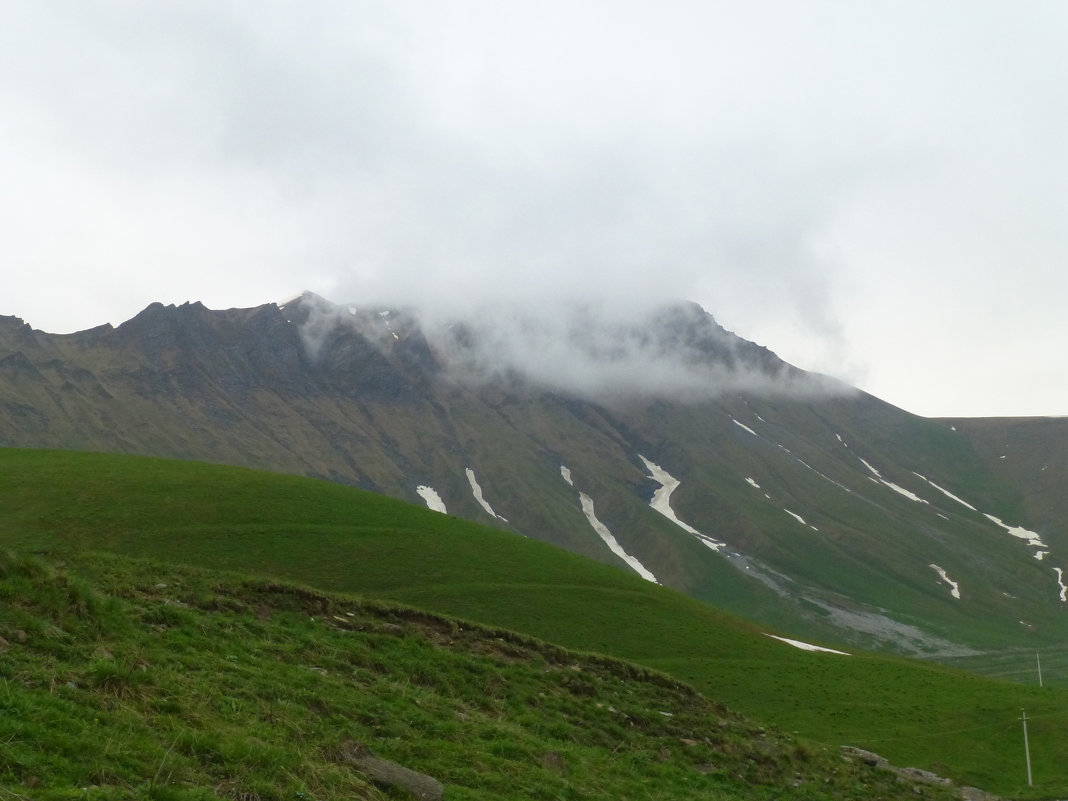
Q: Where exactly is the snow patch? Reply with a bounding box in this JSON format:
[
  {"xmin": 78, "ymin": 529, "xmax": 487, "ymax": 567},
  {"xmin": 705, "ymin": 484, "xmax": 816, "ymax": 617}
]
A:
[
  {"xmin": 784, "ymin": 509, "xmax": 818, "ymax": 531},
  {"xmin": 466, "ymin": 468, "xmax": 507, "ymax": 521},
  {"xmin": 745, "ymin": 477, "xmax": 771, "ymax": 499},
  {"xmin": 859, "ymin": 458, "xmax": 928, "ymax": 504},
  {"xmin": 639, "ymin": 454, "xmax": 725, "ymax": 552},
  {"xmin": 913, "ymin": 474, "xmax": 977, "ymax": 511},
  {"xmin": 913, "ymin": 474, "xmax": 1054, "ymax": 565},
  {"xmin": 370, "ymin": 309, "xmax": 400, "ymax": 340},
  {"xmin": 880, "ymin": 481, "xmax": 928, "ymax": 504},
  {"xmin": 929, "ymin": 564, "xmax": 961, "ymax": 599},
  {"xmin": 836, "ymin": 433, "xmax": 848, "ymax": 447},
  {"xmin": 765, "ymin": 634, "xmax": 849, "ymax": 655},
  {"xmin": 579, "ymin": 492, "xmax": 658, "ymax": 583},
  {"xmin": 415, "ymin": 485, "xmax": 447, "ymax": 514},
  {"xmin": 1056, "ymin": 568, "xmax": 1068, "ymax": 603},
  {"xmin": 560, "ymin": 465, "xmax": 574, "ymax": 487},
  {"xmin": 859, "ymin": 458, "xmax": 882, "ymax": 478},
  {"xmin": 732, "ymin": 418, "xmax": 758, "ymax": 437},
  {"xmin": 983, "ymin": 513, "xmax": 1046, "ymax": 549}
]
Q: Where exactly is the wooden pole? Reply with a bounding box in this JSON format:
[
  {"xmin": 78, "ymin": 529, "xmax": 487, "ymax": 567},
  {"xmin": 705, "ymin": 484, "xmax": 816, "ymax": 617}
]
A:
[{"xmin": 1022, "ymin": 709, "xmax": 1033, "ymax": 786}]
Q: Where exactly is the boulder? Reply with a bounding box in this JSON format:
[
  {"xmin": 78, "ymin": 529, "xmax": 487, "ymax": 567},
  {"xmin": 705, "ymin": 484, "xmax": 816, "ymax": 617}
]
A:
[{"xmin": 339, "ymin": 741, "xmax": 443, "ymax": 801}]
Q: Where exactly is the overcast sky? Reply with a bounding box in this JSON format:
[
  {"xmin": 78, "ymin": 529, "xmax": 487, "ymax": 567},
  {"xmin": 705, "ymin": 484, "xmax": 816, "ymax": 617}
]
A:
[{"xmin": 3, "ymin": 1, "xmax": 1066, "ymax": 418}]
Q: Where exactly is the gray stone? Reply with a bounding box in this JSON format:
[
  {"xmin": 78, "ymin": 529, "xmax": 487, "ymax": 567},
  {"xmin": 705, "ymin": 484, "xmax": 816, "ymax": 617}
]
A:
[{"xmin": 340, "ymin": 742, "xmax": 443, "ymax": 801}]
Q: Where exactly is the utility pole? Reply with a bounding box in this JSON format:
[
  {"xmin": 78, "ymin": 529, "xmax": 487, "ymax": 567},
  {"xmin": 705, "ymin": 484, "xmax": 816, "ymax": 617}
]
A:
[
  {"xmin": 1022, "ymin": 709, "xmax": 1033, "ymax": 787},
  {"xmin": 1036, "ymin": 651, "xmax": 1043, "ymax": 687}
]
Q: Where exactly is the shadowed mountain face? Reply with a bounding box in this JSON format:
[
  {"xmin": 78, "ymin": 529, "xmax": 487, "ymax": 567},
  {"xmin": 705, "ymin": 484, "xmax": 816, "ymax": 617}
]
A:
[{"xmin": 2, "ymin": 294, "xmax": 1065, "ymax": 655}]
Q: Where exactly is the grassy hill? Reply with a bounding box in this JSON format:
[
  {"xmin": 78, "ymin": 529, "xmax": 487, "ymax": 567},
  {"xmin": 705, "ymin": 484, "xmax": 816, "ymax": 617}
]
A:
[
  {"xmin": 3, "ymin": 448, "xmax": 1067, "ymax": 797},
  {"xmin": 1, "ymin": 550, "xmax": 963, "ymax": 801}
]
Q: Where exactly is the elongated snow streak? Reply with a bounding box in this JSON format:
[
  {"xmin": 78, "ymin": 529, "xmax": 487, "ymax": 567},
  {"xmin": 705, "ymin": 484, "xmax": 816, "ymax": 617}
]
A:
[
  {"xmin": 765, "ymin": 634, "xmax": 849, "ymax": 655},
  {"xmin": 578, "ymin": 492, "xmax": 658, "ymax": 583},
  {"xmin": 415, "ymin": 485, "xmax": 447, "ymax": 514},
  {"xmin": 784, "ymin": 509, "xmax": 818, "ymax": 531},
  {"xmin": 732, "ymin": 418, "xmax": 758, "ymax": 436},
  {"xmin": 914, "ymin": 473, "xmax": 1051, "ymax": 563},
  {"xmin": 376, "ymin": 309, "xmax": 400, "ymax": 340},
  {"xmin": 859, "ymin": 457, "xmax": 882, "ymax": 478},
  {"xmin": 984, "ymin": 513, "xmax": 1046, "ymax": 550},
  {"xmin": 1055, "ymin": 568, "xmax": 1068, "ymax": 603},
  {"xmin": 881, "ymin": 480, "xmax": 928, "ymax": 504},
  {"xmin": 639, "ymin": 454, "xmax": 724, "ymax": 552},
  {"xmin": 912, "ymin": 473, "xmax": 977, "ymax": 511},
  {"xmin": 836, "ymin": 433, "xmax": 848, "ymax": 447},
  {"xmin": 797, "ymin": 459, "xmax": 852, "ymax": 494},
  {"xmin": 560, "ymin": 465, "xmax": 574, "ymax": 486},
  {"xmin": 466, "ymin": 468, "xmax": 507, "ymax": 521},
  {"xmin": 745, "ymin": 476, "xmax": 771, "ymax": 500},
  {"xmin": 929, "ymin": 564, "xmax": 961, "ymax": 599},
  {"xmin": 859, "ymin": 457, "xmax": 928, "ymax": 504}
]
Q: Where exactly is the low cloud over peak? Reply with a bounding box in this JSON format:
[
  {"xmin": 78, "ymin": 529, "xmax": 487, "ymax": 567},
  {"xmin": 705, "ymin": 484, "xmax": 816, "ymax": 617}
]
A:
[{"xmin": 286, "ymin": 293, "xmax": 853, "ymax": 403}]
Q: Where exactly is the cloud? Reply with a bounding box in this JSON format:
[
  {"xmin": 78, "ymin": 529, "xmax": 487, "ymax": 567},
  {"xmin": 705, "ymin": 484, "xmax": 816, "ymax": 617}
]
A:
[
  {"xmin": 291, "ymin": 293, "xmax": 852, "ymax": 402},
  {"xmin": 1, "ymin": 1, "xmax": 1067, "ymax": 415}
]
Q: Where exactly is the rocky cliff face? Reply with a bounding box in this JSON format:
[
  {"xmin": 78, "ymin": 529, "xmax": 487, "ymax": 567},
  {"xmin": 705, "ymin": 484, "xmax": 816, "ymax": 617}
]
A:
[{"xmin": 2, "ymin": 294, "xmax": 1066, "ymax": 655}]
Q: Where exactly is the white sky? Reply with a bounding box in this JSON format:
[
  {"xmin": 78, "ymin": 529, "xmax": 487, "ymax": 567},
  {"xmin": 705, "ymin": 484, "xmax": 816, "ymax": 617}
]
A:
[{"xmin": 2, "ymin": 1, "xmax": 1066, "ymax": 418}]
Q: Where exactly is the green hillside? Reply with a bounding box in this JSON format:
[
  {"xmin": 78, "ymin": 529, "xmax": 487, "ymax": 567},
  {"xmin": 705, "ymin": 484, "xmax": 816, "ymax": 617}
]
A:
[
  {"xmin": 3, "ymin": 550, "xmax": 949, "ymax": 800},
  {"xmin": 2, "ymin": 448, "xmax": 1066, "ymax": 797}
]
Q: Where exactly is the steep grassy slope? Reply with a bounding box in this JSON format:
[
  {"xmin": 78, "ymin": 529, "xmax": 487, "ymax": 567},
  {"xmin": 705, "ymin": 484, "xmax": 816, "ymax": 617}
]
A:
[
  {"xmin": 5, "ymin": 551, "xmax": 951, "ymax": 801},
  {"xmin": 590, "ymin": 394, "xmax": 1056, "ymax": 651},
  {"xmin": 3, "ymin": 449, "xmax": 1067, "ymax": 797},
  {"xmin": 943, "ymin": 416, "xmax": 1068, "ymax": 542}
]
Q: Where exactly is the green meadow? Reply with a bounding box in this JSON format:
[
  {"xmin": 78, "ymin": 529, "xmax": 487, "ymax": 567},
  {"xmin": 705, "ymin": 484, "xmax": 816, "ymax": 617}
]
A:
[
  {"xmin": 2, "ymin": 448, "xmax": 1066, "ymax": 798},
  {"xmin": 8, "ymin": 549, "xmax": 952, "ymax": 801}
]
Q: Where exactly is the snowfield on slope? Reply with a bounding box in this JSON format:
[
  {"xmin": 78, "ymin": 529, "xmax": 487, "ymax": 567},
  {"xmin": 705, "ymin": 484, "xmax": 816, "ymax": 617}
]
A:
[
  {"xmin": 466, "ymin": 468, "xmax": 508, "ymax": 521},
  {"xmin": 765, "ymin": 634, "xmax": 849, "ymax": 655},
  {"xmin": 913, "ymin": 473, "xmax": 977, "ymax": 511},
  {"xmin": 858, "ymin": 458, "xmax": 929, "ymax": 504},
  {"xmin": 415, "ymin": 485, "xmax": 447, "ymax": 514},
  {"xmin": 639, "ymin": 454, "xmax": 725, "ymax": 552},
  {"xmin": 929, "ymin": 564, "xmax": 961, "ymax": 599},
  {"xmin": 578, "ymin": 492, "xmax": 659, "ymax": 584},
  {"xmin": 558, "ymin": 463, "xmax": 657, "ymax": 583},
  {"xmin": 732, "ymin": 418, "xmax": 758, "ymax": 437},
  {"xmin": 983, "ymin": 513, "xmax": 1046, "ymax": 550}
]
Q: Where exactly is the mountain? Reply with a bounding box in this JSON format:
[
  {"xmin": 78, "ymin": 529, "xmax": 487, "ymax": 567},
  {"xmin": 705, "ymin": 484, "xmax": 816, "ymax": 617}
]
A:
[{"xmin": 2, "ymin": 294, "xmax": 1065, "ymax": 656}]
